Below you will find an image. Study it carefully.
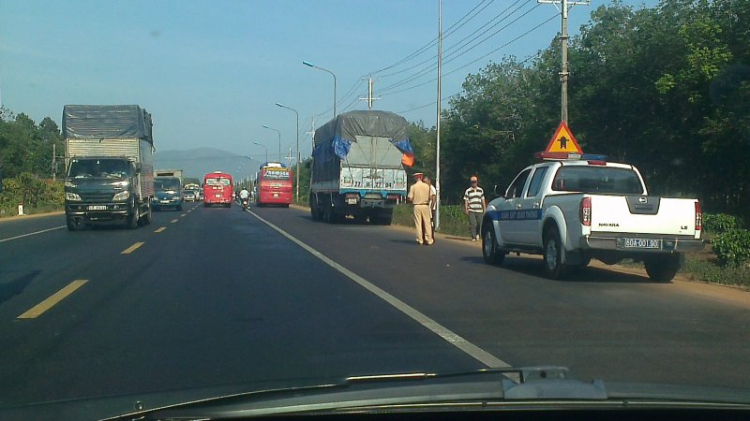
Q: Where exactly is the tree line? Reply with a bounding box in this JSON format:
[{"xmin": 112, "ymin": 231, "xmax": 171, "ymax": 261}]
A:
[{"xmin": 406, "ymin": 0, "xmax": 749, "ymax": 221}]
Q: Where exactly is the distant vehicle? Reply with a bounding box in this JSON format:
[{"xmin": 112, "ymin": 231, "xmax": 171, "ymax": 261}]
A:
[
  {"xmin": 183, "ymin": 190, "xmax": 197, "ymax": 202},
  {"xmin": 255, "ymin": 163, "xmax": 292, "ymax": 207},
  {"xmin": 309, "ymin": 110, "xmax": 413, "ymax": 225},
  {"xmin": 481, "ymin": 152, "xmax": 704, "ymax": 282},
  {"xmin": 152, "ymin": 176, "xmax": 183, "ymax": 211},
  {"xmin": 203, "ymin": 171, "xmax": 233, "ymax": 207},
  {"xmin": 62, "ymin": 105, "xmax": 155, "ymax": 230}
]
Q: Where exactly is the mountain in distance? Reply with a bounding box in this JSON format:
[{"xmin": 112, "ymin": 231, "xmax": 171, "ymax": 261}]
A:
[{"xmin": 153, "ymin": 147, "xmax": 258, "ymax": 181}]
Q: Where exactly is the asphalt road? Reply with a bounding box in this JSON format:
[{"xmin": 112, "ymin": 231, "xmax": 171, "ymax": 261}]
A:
[{"xmin": 1, "ymin": 202, "xmax": 749, "ymax": 414}]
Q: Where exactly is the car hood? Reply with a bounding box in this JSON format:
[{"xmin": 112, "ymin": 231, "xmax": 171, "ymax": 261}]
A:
[{"xmin": 2, "ymin": 367, "xmax": 750, "ymax": 421}]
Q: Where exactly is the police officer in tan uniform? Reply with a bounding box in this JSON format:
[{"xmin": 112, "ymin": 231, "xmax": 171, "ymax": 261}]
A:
[{"xmin": 407, "ymin": 173, "xmax": 434, "ymax": 245}]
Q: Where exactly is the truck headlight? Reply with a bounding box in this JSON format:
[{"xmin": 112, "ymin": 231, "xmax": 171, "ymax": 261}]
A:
[
  {"xmin": 64, "ymin": 181, "xmax": 76, "ymax": 188},
  {"xmin": 113, "ymin": 191, "xmax": 131, "ymax": 201},
  {"xmin": 65, "ymin": 192, "xmax": 82, "ymax": 201}
]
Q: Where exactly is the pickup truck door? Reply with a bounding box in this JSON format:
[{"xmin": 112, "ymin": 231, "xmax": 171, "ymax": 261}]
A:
[
  {"xmin": 497, "ymin": 169, "xmax": 532, "ymax": 244},
  {"xmin": 515, "ymin": 166, "xmax": 550, "ymax": 245}
]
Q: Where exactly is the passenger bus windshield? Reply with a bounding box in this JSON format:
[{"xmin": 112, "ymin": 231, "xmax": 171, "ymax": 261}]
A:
[
  {"xmin": 552, "ymin": 166, "xmax": 644, "ymax": 194},
  {"xmin": 68, "ymin": 159, "xmax": 131, "ymax": 179}
]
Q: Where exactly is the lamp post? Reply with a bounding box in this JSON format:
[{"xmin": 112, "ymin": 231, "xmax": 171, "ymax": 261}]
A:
[
  {"xmin": 262, "ymin": 125, "xmax": 282, "ymax": 162},
  {"xmin": 253, "ymin": 141, "xmax": 268, "ymax": 163},
  {"xmin": 275, "ymin": 102, "xmax": 300, "ymax": 202},
  {"xmin": 303, "ymin": 61, "xmax": 337, "ymax": 117}
]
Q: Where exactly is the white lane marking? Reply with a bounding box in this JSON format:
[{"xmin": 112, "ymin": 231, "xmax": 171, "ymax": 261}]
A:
[
  {"xmin": 0, "ymin": 226, "xmax": 66, "ymax": 243},
  {"xmin": 247, "ymin": 209, "xmax": 510, "ymax": 369}
]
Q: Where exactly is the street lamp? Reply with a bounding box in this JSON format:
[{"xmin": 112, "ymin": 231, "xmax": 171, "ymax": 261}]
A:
[
  {"xmin": 253, "ymin": 141, "xmax": 268, "ymax": 163},
  {"xmin": 262, "ymin": 124, "xmax": 282, "ymax": 162},
  {"xmin": 303, "ymin": 60, "xmax": 337, "ymax": 117},
  {"xmin": 275, "ymin": 102, "xmax": 300, "ymax": 202}
]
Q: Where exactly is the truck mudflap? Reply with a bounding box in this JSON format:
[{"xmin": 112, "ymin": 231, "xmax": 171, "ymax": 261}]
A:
[{"xmin": 580, "ymin": 233, "xmax": 704, "ymax": 253}]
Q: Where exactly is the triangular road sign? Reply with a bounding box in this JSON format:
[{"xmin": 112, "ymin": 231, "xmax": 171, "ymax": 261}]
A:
[{"xmin": 545, "ymin": 121, "xmax": 583, "ymax": 154}]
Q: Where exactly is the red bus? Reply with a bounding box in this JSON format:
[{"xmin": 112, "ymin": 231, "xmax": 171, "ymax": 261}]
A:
[
  {"xmin": 255, "ymin": 163, "xmax": 292, "ymax": 207},
  {"xmin": 203, "ymin": 171, "xmax": 234, "ymax": 207}
]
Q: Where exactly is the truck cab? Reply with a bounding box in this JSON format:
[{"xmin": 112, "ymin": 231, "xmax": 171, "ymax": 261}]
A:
[
  {"xmin": 65, "ymin": 157, "xmax": 147, "ymax": 229},
  {"xmin": 152, "ymin": 176, "xmax": 183, "ymax": 211}
]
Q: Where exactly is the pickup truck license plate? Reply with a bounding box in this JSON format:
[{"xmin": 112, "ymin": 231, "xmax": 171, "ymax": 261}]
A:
[
  {"xmin": 623, "ymin": 238, "xmax": 661, "ymax": 249},
  {"xmin": 88, "ymin": 205, "xmax": 107, "ymax": 211}
]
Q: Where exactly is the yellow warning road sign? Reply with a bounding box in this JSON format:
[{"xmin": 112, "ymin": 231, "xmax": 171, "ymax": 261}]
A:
[{"xmin": 545, "ymin": 121, "xmax": 583, "ymax": 154}]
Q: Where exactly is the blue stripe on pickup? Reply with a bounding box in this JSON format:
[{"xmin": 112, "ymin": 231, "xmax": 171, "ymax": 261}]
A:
[{"xmin": 486, "ymin": 209, "xmax": 542, "ymax": 221}]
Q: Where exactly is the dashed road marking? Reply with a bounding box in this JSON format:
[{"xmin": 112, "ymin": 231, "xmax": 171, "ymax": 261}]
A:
[
  {"xmin": 154, "ymin": 227, "xmax": 166, "ymax": 233},
  {"xmin": 121, "ymin": 242, "xmax": 145, "ymax": 254},
  {"xmin": 17, "ymin": 280, "xmax": 88, "ymax": 319},
  {"xmin": 170, "ymin": 219, "xmax": 179, "ymax": 224}
]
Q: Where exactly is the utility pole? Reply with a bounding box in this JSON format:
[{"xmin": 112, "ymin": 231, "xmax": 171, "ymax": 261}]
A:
[
  {"xmin": 52, "ymin": 144, "xmax": 56, "ymax": 181},
  {"xmin": 435, "ymin": 0, "xmax": 443, "ymax": 231},
  {"xmin": 359, "ymin": 75, "xmax": 380, "ymax": 110},
  {"xmin": 538, "ymin": 0, "xmax": 589, "ymax": 123}
]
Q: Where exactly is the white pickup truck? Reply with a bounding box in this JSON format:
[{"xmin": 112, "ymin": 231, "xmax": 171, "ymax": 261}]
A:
[{"xmin": 481, "ymin": 156, "xmax": 704, "ymax": 282}]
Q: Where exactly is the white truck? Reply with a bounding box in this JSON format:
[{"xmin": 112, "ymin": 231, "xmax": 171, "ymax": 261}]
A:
[{"xmin": 481, "ymin": 155, "xmax": 704, "ymax": 282}]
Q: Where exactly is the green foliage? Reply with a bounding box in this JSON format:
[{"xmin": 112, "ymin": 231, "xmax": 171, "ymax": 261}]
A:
[
  {"xmin": 711, "ymin": 229, "xmax": 750, "ymax": 267},
  {"xmin": 703, "ymin": 213, "xmax": 743, "ymax": 234},
  {"xmin": 433, "ymin": 0, "xmax": 750, "ymax": 220},
  {"xmin": 0, "ymin": 109, "xmax": 64, "ymax": 179},
  {"xmin": 682, "ymin": 254, "xmax": 750, "ymax": 289},
  {"xmin": 0, "ymin": 173, "xmax": 64, "ymax": 217}
]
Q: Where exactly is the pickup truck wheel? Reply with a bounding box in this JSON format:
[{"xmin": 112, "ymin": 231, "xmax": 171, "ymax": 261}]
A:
[
  {"xmin": 645, "ymin": 253, "xmax": 683, "ymax": 283},
  {"xmin": 482, "ymin": 224, "xmax": 505, "ymax": 265},
  {"xmin": 543, "ymin": 227, "xmax": 567, "ymax": 279}
]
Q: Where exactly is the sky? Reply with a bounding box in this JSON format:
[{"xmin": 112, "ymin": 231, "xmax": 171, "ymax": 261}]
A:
[{"xmin": 0, "ymin": 0, "xmax": 657, "ymax": 163}]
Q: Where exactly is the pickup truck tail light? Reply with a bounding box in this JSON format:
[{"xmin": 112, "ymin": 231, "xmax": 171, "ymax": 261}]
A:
[
  {"xmin": 695, "ymin": 201, "xmax": 702, "ymax": 232},
  {"xmin": 579, "ymin": 197, "xmax": 592, "ymax": 226}
]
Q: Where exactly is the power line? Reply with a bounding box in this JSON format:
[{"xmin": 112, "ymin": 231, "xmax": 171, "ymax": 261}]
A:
[
  {"xmin": 370, "ymin": 0, "xmax": 493, "ymax": 76},
  {"xmin": 384, "ymin": 13, "xmax": 558, "ymax": 96},
  {"xmin": 378, "ymin": 2, "xmax": 539, "ymax": 94},
  {"xmin": 378, "ymin": 0, "xmax": 499, "ymax": 78}
]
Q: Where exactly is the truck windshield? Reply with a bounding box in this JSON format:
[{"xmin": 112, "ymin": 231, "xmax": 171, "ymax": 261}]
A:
[
  {"xmin": 552, "ymin": 166, "xmax": 644, "ymax": 194},
  {"xmin": 68, "ymin": 159, "xmax": 131, "ymax": 179},
  {"xmin": 155, "ymin": 178, "xmax": 181, "ymax": 191}
]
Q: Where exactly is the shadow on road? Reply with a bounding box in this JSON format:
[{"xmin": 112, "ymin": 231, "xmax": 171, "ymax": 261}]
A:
[
  {"xmin": 461, "ymin": 254, "xmax": 653, "ymax": 284},
  {"xmin": 0, "ymin": 270, "xmax": 40, "ymax": 305}
]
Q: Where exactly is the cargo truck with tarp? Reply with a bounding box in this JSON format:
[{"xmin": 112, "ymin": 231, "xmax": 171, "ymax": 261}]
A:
[
  {"xmin": 63, "ymin": 105, "xmax": 155, "ymax": 230},
  {"xmin": 309, "ymin": 110, "xmax": 414, "ymax": 225}
]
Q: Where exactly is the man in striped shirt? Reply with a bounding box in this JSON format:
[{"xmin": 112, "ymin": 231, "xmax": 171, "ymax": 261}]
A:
[{"xmin": 464, "ymin": 176, "xmax": 486, "ymax": 242}]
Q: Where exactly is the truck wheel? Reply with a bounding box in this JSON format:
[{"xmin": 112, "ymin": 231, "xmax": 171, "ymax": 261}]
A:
[
  {"xmin": 127, "ymin": 203, "xmax": 139, "ymax": 229},
  {"xmin": 482, "ymin": 223, "xmax": 505, "ymax": 265},
  {"xmin": 645, "ymin": 253, "xmax": 683, "ymax": 283},
  {"xmin": 66, "ymin": 217, "xmax": 80, "ymax": 232},
  {"xmin": 542, "ymin": 227, "xmax": 567, "ymax": 279},
  {"xmin": 142, "ymin": 204, "xmax": 153, "ymax": 226}
]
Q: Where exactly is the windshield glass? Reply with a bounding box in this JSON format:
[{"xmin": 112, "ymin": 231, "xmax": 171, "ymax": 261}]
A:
[
  {"xmin": 3, "ymin": 0, "xmax": 749, "ymax": 417},
  {"xmin": 154, "ymin": 178, "xmax": 181, "ymax": 191},
  {"xmin": 551, "ymin": 166, "xmax": 643, "ymax": 195},
  {"xmin": 68, "ymin": 159, "xmax": 131, "ymax": 179}
]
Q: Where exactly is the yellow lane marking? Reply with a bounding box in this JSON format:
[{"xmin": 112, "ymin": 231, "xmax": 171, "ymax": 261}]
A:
[
  {"xmin": 154, "ymin": 227, "xmax": 166, "ymax": 233},
  {"xmin": 18, "ymin": 280, "xmax": 88, "ymax": 319},
  {"xmin": 121, "ymin": 242, "xmax": 145, "ymax": 254},
  {"xmin": 170, "ymin": 219, "xmax": 179, "ymax": 223}
]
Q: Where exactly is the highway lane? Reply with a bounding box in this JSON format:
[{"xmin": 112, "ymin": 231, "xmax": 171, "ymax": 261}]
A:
[
  {"xmin": 0, "ymin": 213, "xmax": 66, "ymax": 243},
  {"xmin": 0, "ymin": 201, "xmax": 481, "ymax": 410},
  {"xmin": 249, "ymin": 205, "xmax": 750, "ymax": 390}
]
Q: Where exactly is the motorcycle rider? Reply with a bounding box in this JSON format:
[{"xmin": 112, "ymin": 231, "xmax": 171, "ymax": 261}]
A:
[{"xmin": 239, "ymin": 187, "xmax": 250, "ymax": 209}]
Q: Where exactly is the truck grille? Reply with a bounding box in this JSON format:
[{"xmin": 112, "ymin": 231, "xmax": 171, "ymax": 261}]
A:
[{"xmin": 80, "ymin": 192, "xmax": 115, "ymax": 202}]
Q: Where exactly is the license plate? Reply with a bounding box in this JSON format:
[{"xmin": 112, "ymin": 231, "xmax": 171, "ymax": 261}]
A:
[
  {"xmin": 623, "ymin": 238, "xmax": 661, "ymax": 249},
  {"xmin": 88, "ymin": 205, "xmax": 107, "ymax": 211},
  {"xmin": 347, "ymin": 198, "xmax": 357, "ymax": 204},
  {"xmin": 160, "ymin": 200, "xmax": 170, "ymax": 204},
  {"xmin": 273, "ymin": 193, "xmax": 279, "ymax": 198},
  {"xmin": 215, "ymin": 194, "xmax": 222, "ymax": 198}
]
